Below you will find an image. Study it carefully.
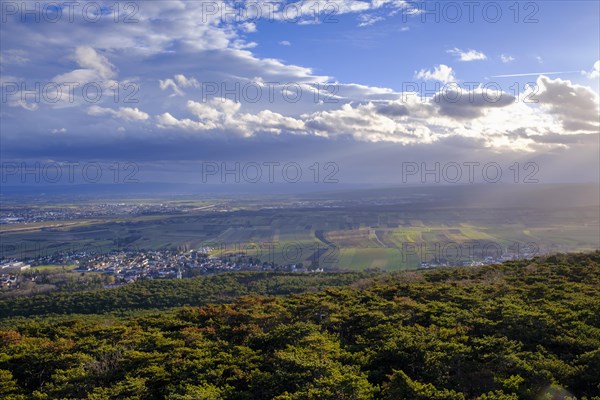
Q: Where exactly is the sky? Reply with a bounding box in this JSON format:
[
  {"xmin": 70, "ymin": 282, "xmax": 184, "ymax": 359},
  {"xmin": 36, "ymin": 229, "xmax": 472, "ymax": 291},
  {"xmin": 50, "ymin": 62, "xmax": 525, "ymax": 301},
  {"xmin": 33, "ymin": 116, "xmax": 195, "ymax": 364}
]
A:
[{"xmin": 0, "ymin": 0, "xmax": 599, "ymax": 187}]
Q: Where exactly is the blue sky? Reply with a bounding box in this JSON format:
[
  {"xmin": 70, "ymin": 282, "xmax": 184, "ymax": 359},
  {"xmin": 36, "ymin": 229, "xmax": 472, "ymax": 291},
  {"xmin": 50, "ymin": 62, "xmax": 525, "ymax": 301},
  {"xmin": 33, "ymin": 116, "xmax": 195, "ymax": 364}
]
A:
[{"xmin": 0, "ymin": 0, "xmax": 599, "ymax": 186}]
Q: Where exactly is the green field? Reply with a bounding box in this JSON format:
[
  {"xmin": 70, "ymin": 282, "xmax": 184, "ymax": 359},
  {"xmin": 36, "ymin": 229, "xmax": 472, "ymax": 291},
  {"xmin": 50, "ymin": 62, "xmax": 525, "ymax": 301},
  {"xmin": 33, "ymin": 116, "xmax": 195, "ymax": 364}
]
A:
[
  {"xmin": 29, "ymin": 264, "xmax": 77, "ymax": 271},
  {"xmin": 2, "ymin": 202, "xmax": 598, "ymax": 270}
]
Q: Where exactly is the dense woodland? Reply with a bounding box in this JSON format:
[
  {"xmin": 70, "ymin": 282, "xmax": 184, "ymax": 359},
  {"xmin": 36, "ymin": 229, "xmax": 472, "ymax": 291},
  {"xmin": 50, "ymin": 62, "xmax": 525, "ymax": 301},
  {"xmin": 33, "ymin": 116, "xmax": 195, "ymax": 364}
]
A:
[
  {"xmin": 1, "ymin": 252, "xmax": 599, "ymax": 399},
  {"xmin": 0, "ymin": 272, "xmax": 371, "ymax": 318}
]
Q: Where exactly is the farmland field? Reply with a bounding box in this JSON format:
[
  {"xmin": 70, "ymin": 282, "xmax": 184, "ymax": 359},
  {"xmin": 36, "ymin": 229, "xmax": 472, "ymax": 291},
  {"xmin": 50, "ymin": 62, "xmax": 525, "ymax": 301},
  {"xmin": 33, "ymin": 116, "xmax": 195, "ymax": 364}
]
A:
[
  {"xmin": 2, "ymin": 185, "xmax": 598, "ymax": 269},
  {"xmin": 2, "ymin": 205, "xmax": 598, "ymax": 269}
]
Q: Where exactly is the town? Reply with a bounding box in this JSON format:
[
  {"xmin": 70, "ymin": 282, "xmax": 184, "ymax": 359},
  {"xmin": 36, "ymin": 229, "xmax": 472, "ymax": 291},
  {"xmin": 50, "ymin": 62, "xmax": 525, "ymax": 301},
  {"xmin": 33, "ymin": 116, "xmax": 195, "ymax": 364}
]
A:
[
  {"xmin": 0, "ymin": 247, "xmax": 326, "ymax": 292},
  {"xmin": 0, "ymin": 202, "xmax": 192, "ymax": 224},
  {"xmin": 0, "ymin": 243, "xmax": 537, "ymax": 294}
]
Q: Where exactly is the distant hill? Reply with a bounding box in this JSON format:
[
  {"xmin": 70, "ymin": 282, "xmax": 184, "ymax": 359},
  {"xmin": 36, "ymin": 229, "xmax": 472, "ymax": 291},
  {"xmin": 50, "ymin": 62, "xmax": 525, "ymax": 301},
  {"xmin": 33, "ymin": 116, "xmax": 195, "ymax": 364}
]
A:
[
  {"xmin": 2, "ymin": 183, "xmax": 598, "ymax": 208},
  {"xmin": 304, "ymin": 183, "xmax": 600, "ymax": 209}
]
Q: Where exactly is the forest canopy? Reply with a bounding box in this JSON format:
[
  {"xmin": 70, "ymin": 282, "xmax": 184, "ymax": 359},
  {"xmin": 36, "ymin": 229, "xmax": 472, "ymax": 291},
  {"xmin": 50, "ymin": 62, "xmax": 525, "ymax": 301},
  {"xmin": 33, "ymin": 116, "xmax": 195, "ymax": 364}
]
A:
[{"xmin": 1, "ymin": 252, "xmax": 599, "ymax": 399}]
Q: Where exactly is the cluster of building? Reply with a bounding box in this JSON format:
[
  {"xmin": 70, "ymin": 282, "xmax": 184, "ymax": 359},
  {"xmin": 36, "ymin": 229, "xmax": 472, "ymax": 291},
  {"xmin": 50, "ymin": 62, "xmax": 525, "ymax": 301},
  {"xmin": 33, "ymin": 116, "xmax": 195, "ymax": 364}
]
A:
[
  {"xmin": 1, "ymin": 245, "xmax": 537, "ymax": 291},
  {"xmin": 75, "ymin": 250, "xmax": 197, "ymax": 283},
  {"xmin": 419, "ymin": 252, "xmax": 537, "ymax": 269},
  {"xmin": 73, "ymin": 249, "xmax": 315, "ymax": 285},
  {"xmin": 0, "ymin": 261, "xmax": 31, "ymax": 288},
  {"xmin": 0, "ymin": 203, "xmax": 190, "ymax": 224},
  {"xmin": 1, "ymin": 245, "xmax": 326, "ymax": 291}
]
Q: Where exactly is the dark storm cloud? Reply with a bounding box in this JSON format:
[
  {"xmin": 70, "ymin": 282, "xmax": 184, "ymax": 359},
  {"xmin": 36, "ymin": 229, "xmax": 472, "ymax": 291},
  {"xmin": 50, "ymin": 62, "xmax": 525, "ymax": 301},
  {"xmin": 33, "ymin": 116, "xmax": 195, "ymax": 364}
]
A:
[
  {"xmin": 433, "ymin": 88, "xmax": 515, "ymax": 119},
  {"xmin": 532, "ymin": 76, "xmax": 600, "ymax": 132},
  {"xmin": 375, "ymin": 102, "xmax": 409, "ymax": 117}
]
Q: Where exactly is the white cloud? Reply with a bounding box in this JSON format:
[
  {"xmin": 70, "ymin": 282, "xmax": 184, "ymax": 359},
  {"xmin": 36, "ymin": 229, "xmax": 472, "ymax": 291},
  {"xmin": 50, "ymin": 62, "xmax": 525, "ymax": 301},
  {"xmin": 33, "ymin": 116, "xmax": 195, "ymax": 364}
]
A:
[
  {"xmin": 160, "ymin": 74, "xmax": 199, "ymax": 96},
  {"xmin": 240, "ymin": 22, "xmax": 257, "ymax": 33},
  {"xmin": 2, "ymin": 1, "xmax": 597, "ymax": 156},
  {"xmin": 174, "ymin": 74, "xmax": 200, "ymax": 88},
  {"xmin": 4, "ymin": 96, "xmax": 39, "ymax": 111},
  {"xmin": 88, "ymin": 106, "xmax": 150, "ymax": 121},
  {"xmin": 415, "ymin": 64, "xmax": 456, "ymax": 83},
  {"xmin": 47, "ymin": 47, "xmax": 122, "ymax": 107},
  {"xmin": 358, "ymin": 14, "xmax": 385, "ymax": 26},
  {"xmin": 73, "ymin": 46, "xmax": 117, "ymax": 80},
  {"xmin": 157, "ymin": 99, "xmax": 304, "ymax": 137},
  {"xmin": 51, "ymin": 128, "xmax": 67, "ymax": 134},
  {"xmin": 156, "ymin": 112, "xmax": 214, "ymax": 132},
  {"xmin": 188, "ymin": 98, "xmax": 240, "ymax": 121},
  {"xmin": 51, "ymin": 47, "xmax": 117, "ymax": 88},
  {"xmin": 304, "ymin": 101, "xmax": 432, "ymax": 143},
  {"xmin": 154, "ymin": 79, "xmax": 599, "ymax": 151},
  {"xmin": 279, "ymin": 40, "xmax": 292, "ymax": 46},
  {"xmin": 0, "ymin": 49, "xmax": 29, "ymax": 66},
  {"xmin": 583, "ymin": 60, "xmax": 600, "ymax": 79},
  {"xmin": 159, "ymin": 78, "xmax": 184, "ymax": 97},
  {"xmin": 501, "ymin": 54, "xmax": 515, "ymax": 63},
  {"xmin": 19, "ymin": 101, "xmax": 39, "ymax": 111},
  {"xmin": 447, "ymin": 48, "xmax": 487, "ymax": 62},
  {"xmin": 116, "ymin": 107, "xmax": 150, "ymax": 121}
]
